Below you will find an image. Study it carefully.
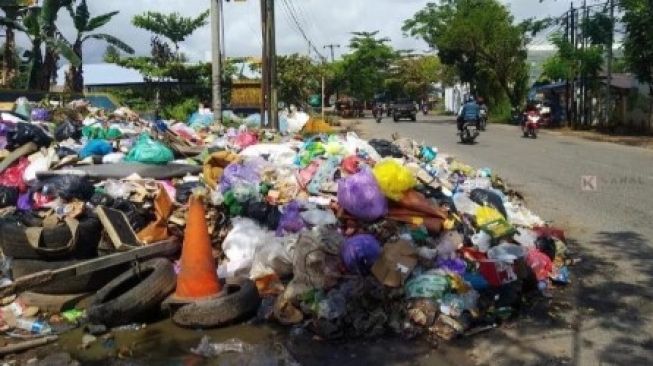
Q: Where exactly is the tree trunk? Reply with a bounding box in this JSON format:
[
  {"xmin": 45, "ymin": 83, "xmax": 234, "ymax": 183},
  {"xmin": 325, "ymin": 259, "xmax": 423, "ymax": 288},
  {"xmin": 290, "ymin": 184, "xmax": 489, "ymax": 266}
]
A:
[
  {"xmin": 27, "ymin": 40, "xmax": 44, "ymax": 91},
  {"xmin": 40, "ymin": 47, "xmax": 58, "ymax": 91},
  {"xmin": 64, "ymin": 39, "xmax": 84, "ymax": 94},
  {"xmin": 1, "ymin": 8, "xmax": 18, "ymax": 87}
]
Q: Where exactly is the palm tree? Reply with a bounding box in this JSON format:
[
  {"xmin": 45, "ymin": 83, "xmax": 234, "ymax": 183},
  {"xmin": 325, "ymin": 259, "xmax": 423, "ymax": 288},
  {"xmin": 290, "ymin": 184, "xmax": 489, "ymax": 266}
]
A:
[
  {"xmin": 0, "ymin": 0, "xmax": 29, "ymax": 87},
  {"xmin": 21, "ymin": 5, "xmax": 79, "ymax": 90},
  {"xmin": 64, "ymin": 0, "xmax": 134, "ymax": 93}
]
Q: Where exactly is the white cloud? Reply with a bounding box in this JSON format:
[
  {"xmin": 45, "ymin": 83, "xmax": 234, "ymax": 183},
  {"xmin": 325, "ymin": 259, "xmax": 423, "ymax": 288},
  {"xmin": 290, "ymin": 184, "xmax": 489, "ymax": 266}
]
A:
[{"xmin": 13, "ymin": 0, "xmax": 585, "ymax": 64}]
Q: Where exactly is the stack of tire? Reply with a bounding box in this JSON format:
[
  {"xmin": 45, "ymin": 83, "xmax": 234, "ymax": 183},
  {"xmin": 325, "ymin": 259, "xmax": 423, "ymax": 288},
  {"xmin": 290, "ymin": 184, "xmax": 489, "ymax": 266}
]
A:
[{"xmin": 0, "ymin": 211, "xmax": 177, "ymax": 327}]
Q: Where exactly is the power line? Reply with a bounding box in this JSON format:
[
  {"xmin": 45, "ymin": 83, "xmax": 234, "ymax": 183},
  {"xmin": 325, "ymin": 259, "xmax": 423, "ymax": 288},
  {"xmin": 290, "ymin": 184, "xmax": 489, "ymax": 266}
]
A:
[{"xmin": 280, "ymin": 0, "xmax": 325, "ymax": 60}]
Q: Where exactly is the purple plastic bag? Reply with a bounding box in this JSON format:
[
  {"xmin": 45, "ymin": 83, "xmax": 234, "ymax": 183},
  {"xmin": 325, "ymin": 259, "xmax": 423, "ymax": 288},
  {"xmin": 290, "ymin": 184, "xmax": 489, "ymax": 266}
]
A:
[
  {"xmin": 437, "ymin": 258, "xmax": 467, "ymax": 275},
  {"xmin": 17, "ymin": 192, "xmax": 32, "ymax": 211},
  {"xmin": 276, "ymin": 200, "xmax": 305, "ymax": 236},
  {"xmin": 220, "ymin": 161, "xmax": 261, "ymax": 193},
  {"xmin": 337, "ymin": 169, "xmax": 387, "ymax": 222},
  {"xmin": 341, "ymin": 234, "xmax": 381, "ymax": 275},
  {"xmin": 30, "ymin": 108, "xmax": 51, "ymax": 122}
]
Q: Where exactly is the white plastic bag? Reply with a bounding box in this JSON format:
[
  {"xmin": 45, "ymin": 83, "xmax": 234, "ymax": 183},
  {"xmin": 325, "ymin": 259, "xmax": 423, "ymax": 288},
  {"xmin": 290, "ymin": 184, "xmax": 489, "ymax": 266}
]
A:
[
  {"xmin": 240, "ymin": 143, "xmax": 297, "ymax": 166},
  {"xmin": 23, "ymin": 148, "xmax": 57, "ymax": 182},
  {"xmin": 453, "ymin": 193, "xmax": 479, "ymax": 216},
  {"xmin": 249, "ymin": 235, "xmax": 296, "ymax": 279},
  {"xmin": 344, "ymin": 132, "xmax": 382, "ymax": 162},
  {"xmin": 218, "ymin": 218, "xmax": 281, "ymax": 279}
]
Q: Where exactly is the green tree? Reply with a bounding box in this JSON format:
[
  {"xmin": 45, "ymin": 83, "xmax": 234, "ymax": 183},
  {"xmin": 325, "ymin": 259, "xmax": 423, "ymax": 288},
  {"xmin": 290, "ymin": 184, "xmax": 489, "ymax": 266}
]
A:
[
  {"xmin": 403, "ymin": 0, "xmax": 533, "ymax": 108},
  {"xmin": 386, "ymin": 55, "xmax": 442, "ymax": 101},
  {"xmin": 132, "ymin": 10, "xmax": 209, "ymax": 54},
  {"xmin": 39, "ymin": 0, "xmax": 76, "ymax": 91},
  {"xmin": 0, "ymin": 0, "xmax": 30, "ymax": 87},
  {"xmin": 19, "ymin": 4, "xmax": 79, "ymax": 90},
  {"xmin": 339, "ymin": 31, "xmax": 398, "ymax": 100},
  {"xmin": 620, "ymin": 0, "xmax": 653, "ymax": 126},
  {"xmin": 64, "ymin": 0, "xmax": 134, "ymax": 93},
  {"xmin": 103, "ymin": 45, "xmax": 120, "ymax": 63},
  {"xmin": 276, "ymin": 54, "xmax": 319, "ymax": 106}
]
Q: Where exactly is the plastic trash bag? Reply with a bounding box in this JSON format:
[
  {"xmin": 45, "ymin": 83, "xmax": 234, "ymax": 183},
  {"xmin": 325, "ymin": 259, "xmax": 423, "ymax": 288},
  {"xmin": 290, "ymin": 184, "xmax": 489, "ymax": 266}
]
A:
[
  {"xmin": 240, "ymin": 143, "xmax": 296, "ymax": 166},
  {"xmin": 102, "ymin": 152, "xmax": 124, "ymax": 164},
  {"xmin": 30, "ymin": 108, "xmax": 51, "ymax": 122},
  {"xmin": 175, "ymin": 181, "xmax": 204, "ymax": 204},
  {"xmin": 285, "ymin": 111, "xmax": 310, "ymax": 134},
  {"xmin": 487, "ymin": 243, "xmax": 526, "ymax": 263},
  {"xmin": 301, "ymin": 208, "xmax": 337, "ymax": 226},
  {"xmin": 23, "ymin": 148, "xmax": 57, "ymax": 182},
  {"xmin": 405, "ymin": 273, "xmax": 449, "ymax": 300},
  {"xmin": 344, "ymin": 132, "xmax": 382, "ymax": 162},
  {"xmin": 54, "ymin": 121, "xmax": 81, "ymax": 141},
  {"xmin": 79, "ymin": 139, "xmax": 112, "ymax": 159},
  {"xmin": 372, "ymin": 159, "xmax": 417, "ymax": 201},
  {"xmin": 0, "ymin": 186, "xmax": 19, "ymax": 208},
  {"xmin": 337, "ymin": 169, "xmax": 387, "ymax": 222},
  {"xmin": 0, "ymin": 157, "xmax": 29, "ymax": 192},
  {"xmin": 82, "ymin": 126, "xmax": 122, "ymax": 140},
  {"xmin": 7, "ymin": 123, "xmax": 52, "ymax": 149},
  {"xmin": 38, "ymin": 175, "xmax": 95, "ymax": 201},
  {"xmin": 340, "ymin": 234, "xmax": 381, "ymax": 275},
  {"xmin": 124, "ymin": 133, "xmax": 174, "ymax": 165},
  {"xmin": 475, "ymin": 206, "xmax": 515, "ymax": 239},
  {"xmin": 276, "ymin": 201, "xmax": 305, "ymax": 236},
  {"xmin": 188, "ymin": 112, "xmax": 214, "ymax": 128},
  {"xmin": 218, "ymin": 218, "xmax": 280, "ymax": 279},
  {"xmin": 250, "ymin": 235, "xmax": 295, "ymax": 279},
  {"xmin": 233, "ymin": 131, "xmax": 258, "ymax": 149},
  {"xmin": 220, "ymin": 160, "xmax": 261, "ymax": 193},
  {"xmin": 368, "ymin": 139, "xmax": 403, "ymax": 158},
  {"xmin": 470, "ymin": 188, "xmax": 507, "ymax": 218},
  {"xmin": 14, "ymin": 97, "xmax": 31, "ymax": 119},
  {"xmin": 452, "ymin": 193, "xmax": 479, "ymax": 216},
  {"xmin": 526, "ymin": 249, "xmax": 553, "ymax": 281}
]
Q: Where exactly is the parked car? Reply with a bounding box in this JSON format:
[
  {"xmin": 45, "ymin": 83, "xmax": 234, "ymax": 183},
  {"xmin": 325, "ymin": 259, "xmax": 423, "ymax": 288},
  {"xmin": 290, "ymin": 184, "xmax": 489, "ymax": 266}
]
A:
[
  {"xmin": 335, "ymin": 98, "xmax": 364, "ymax": 118},
  {"xmin": 392, "ymin": 99, "xmax": 417, "ymax": 122}
]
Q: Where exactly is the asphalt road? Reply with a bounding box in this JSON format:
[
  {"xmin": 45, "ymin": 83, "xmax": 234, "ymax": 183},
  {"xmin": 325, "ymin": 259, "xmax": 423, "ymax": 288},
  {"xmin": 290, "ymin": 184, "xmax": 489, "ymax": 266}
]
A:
[{"xmin": 357, "ymin": 114, "xmax": 653, "ymax": 366}]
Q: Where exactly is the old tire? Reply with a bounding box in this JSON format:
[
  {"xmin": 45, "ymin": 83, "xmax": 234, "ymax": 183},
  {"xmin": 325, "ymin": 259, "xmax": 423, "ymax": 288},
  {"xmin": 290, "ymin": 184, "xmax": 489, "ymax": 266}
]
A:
[
  {"xmin": 172, "ymin": 280, "xmax": 261, "ymax": 328},
  {"xmin": 0, "ymin": 214, "xmax": 101, "ymax": 260},
  {"xmin": 88, "ymin": 258, "xmax": 176, "ymax": 327},
  {"xmin": 11, "ymin": 259, "xmax": 128, "ymax": 295}
]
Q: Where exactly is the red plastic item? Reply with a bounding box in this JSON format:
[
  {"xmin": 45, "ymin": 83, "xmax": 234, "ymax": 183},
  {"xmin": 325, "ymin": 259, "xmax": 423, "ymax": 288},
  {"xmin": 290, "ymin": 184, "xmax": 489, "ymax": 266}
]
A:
[
  {"xmin": 526, "ymin": 249, "xmax": 553, "ymax": 281},
  {"xmin": 478, "ymin": 260, "xmax": 518, "ymax": 287},
  {"xmin": 233, "ymin": 131, "xmax": 258, "ymax": 149},
  {"xmin": 341, "ymin": 155, "xmax": 362, "ymax": 174},
  {"xmin": 0, "ymin": 157, "xmax": 29, "ymax": 192}
]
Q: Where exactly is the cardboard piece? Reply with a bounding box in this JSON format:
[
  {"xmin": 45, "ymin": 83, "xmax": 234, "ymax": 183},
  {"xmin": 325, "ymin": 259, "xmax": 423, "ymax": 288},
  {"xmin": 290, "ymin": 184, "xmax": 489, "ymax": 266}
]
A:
[
  {"xmin": 371, "ymin": 240, "xmax": 418, "ymax": 287},
  {"xmin": 96, "ymin": 206, "xmax": 141, "ymax": 249},
  {"xmin": 137, "ymin": 185, "xmax": 173, "ymax": 244}
]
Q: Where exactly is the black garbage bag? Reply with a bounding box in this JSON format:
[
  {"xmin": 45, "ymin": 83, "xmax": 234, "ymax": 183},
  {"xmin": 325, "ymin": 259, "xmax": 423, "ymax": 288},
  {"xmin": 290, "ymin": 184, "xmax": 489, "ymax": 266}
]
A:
[
  {"xmin": 535, "ymin": 236, "xmax": 557, "ymax": 260},
  {"xmin": 417, "ymin": 185, "xmax": 455, "ymax": 211},
  {"xmin": 6, "ymin": 122, "xmax": 53, "ymax": 150},
  {"xmin": 175, "ymin": 181, "xmax": 204, "ymax": 204},
  {"xmin": 37, "ymin": 175, "xmax": 95, "ymax": 201},
  {"xmin": 469, "ymin": 188, "xmax": 507, "ymax": 218},
  {"xmin": 243, "ymin": 200, "xmax": 281, "ymax": 230},
  {"xmin": 0, "ymin": 185, "xmax": 19, "ymax": 208},
  {"xmin": 89, "ymin": 192, "xmax": 115, "ymax": 207},
  {"xmin": 368, "ymin": 139, "xmax": 403, "ymax": 158},
  {"xmin": 54, "ymin": 120, "xmax": 82, "ymax": 141},
  {"xmin": 111, "ymin": 198, "xmax": 154, "ymax": 232}
]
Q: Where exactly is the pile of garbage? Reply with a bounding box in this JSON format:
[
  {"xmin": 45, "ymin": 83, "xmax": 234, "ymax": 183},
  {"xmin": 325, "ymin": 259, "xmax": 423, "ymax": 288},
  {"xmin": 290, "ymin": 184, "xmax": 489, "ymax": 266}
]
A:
[{"xmin": 0, "ymin": 99, "xmax": 572, "ymax": 357}]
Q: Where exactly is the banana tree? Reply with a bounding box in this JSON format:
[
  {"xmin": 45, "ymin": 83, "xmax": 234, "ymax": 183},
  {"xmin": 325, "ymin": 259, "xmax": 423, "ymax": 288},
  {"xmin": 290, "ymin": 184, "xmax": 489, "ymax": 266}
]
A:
[
  {"xmin": 21, "ymin": 6, "xmax": 80, "ymax": 90},
  {"xmin": 0, "ymin": 0, "xmax": 29, "ymax": 87},
  {"xmin": 64, "ymin": 0, "xmax": 134, "ymax": 93}
]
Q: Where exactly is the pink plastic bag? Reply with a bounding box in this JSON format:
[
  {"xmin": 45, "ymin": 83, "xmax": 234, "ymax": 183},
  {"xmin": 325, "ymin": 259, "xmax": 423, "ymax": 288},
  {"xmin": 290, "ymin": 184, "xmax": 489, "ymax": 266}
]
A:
[
  {"xmin": 526, "ymin": 249, "xmax": 553, "ymax": 281},
  {"xmin": 0, "ymin": 157, "xmax": 29, "ymax": 192},
  {"xmin": 234, "ymin": 132, "xmax": 258, "ymax": 149}
]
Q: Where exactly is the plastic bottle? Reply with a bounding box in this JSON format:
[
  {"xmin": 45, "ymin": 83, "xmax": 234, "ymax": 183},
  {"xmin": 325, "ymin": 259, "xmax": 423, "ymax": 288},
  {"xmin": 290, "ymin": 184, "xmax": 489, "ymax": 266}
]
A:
[{"xmin": 15, "ymin": 318, "xmax": 51, "ymax": 334}]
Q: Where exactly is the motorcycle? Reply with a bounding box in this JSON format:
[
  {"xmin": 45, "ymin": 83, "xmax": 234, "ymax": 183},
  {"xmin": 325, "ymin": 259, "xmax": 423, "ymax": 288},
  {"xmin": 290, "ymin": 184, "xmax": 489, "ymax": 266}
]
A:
[
  {"xmin": 459, "ymin": 120, "xmax": 479, "ymax": 144},
  {"xmin": 478, "ymin": 106, "xmax": 488, "ymax": 131},
  {"xmin": 372, "ymin": 104, "xmax": 383, "ymax": 123},
  {"xmin": 522, "ymin": 110, "xmax": 540, "ymax": 139},
  {"xmin": 422, "ymin": 104, "xmax": 429, "ymax": 115}
]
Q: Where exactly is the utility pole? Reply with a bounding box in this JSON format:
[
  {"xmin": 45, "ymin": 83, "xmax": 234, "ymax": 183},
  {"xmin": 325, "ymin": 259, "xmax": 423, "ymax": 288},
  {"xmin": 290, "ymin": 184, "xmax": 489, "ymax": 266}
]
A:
[
  {"xmin": 260, "ymin": 0, "xmax": 268, "ymax": 123},
  {"xmin": 581, "ymin": 0, "xmax": 588, "ymax": 127},
  {"xmin": 261, "ymin": 0, "xmax": 278, "ymax": 130},
  {"xmin": 605, "ymin": 0, "xmax": 614, "ymax": 127},
  {"xmin": 323, "ymin": 44, "xmax": 340, "ymax": 62},
  {"xmin": 570, "ymin": 2, "xmax": 576, "ymax": 128},
  {"xmin": 211, "ymin": 0, "xmax": 223, "ymax": 124},
  {"xmin": 564, "ymin": 9, "xmax": 570, "ymax": 126}
]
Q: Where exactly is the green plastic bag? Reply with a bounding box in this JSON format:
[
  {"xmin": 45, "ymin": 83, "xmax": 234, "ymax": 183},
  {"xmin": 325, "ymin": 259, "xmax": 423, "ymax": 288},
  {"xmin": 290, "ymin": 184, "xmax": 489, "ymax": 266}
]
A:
[
  {"xmin": 125, "ymin": 133, "xmax": 174, "ymax": 165},
  {"xmin": 82, "ymin": 126, "xmax": 122, "ymax": 140},
  {"xmin": 405, "ymin": 273, "xmax": 450, "ymax": 299}
]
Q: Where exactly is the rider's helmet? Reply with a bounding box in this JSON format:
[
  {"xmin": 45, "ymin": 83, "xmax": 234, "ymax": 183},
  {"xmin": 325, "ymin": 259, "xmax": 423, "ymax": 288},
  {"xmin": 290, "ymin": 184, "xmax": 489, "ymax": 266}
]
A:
[{"xmin": 466, "ymin": 95, "xmax": 476, "ymax": 103}]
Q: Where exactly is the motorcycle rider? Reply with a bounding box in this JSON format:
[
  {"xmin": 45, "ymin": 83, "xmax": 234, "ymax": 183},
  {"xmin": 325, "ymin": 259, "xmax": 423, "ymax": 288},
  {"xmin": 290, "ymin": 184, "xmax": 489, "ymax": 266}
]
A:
[{"xmin": 457, "ymin": 95, "xmax": 480, "ymax": 131}]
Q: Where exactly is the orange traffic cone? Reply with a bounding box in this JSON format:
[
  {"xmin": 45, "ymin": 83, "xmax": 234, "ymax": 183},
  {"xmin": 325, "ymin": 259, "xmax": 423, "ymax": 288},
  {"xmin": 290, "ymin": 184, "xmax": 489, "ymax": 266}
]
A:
[{"xmin": 173, "ymin": 195, "xmax": 222, "ymax": 300}]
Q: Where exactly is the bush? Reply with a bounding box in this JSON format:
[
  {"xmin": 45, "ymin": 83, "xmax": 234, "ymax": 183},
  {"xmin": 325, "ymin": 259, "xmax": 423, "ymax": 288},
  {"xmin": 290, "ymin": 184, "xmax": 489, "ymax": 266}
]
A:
[{"xmin": 163, "ymin": 98, "xmax": 199, "ymax": 122}]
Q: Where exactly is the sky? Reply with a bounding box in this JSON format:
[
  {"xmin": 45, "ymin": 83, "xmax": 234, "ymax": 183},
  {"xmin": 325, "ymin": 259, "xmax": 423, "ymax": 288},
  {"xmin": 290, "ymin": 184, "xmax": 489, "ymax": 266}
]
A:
[{"xmin": 14, "ymin": 0, "xmax": 606, "ymax": 64}]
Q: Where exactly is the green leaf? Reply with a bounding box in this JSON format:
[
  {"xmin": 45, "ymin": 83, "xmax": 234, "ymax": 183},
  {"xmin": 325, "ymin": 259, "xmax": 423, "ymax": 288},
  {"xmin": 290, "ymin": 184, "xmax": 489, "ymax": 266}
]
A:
[
  {"xmin": 85, "ymin": 10, "xmax": 119, "ymax": 32},
  {"xmin": 46, "ymin": 36, "xmax": 81, "ymax": 66},
  {"xmin": 72, "ymin": 0, "xmax": 90, "ymax": 32},
  {"xmin": 0, "ymin": 16, "xmax": 27, "ymax": 32},
  {"xmin": 83, "ymin": 33, "xmax": 135, "ymax": 54}
]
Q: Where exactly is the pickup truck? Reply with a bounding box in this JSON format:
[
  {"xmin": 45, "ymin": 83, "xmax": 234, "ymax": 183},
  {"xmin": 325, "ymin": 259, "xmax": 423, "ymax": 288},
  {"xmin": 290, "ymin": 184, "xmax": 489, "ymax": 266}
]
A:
[{"xmin": 392, "ymin": 99, "xmax": 417, "ymax": 122}]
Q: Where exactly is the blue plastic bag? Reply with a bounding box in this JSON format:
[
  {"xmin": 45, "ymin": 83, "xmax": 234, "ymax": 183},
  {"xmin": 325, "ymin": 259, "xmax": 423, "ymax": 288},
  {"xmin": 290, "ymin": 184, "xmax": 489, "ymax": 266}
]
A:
[
  {"xmin": 341, "ymin": 234, "xmax": 381, "ymax": 275},
  {"xmin": 79, "ymin": 139, "xmax": 112, "ymax": 159}
]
